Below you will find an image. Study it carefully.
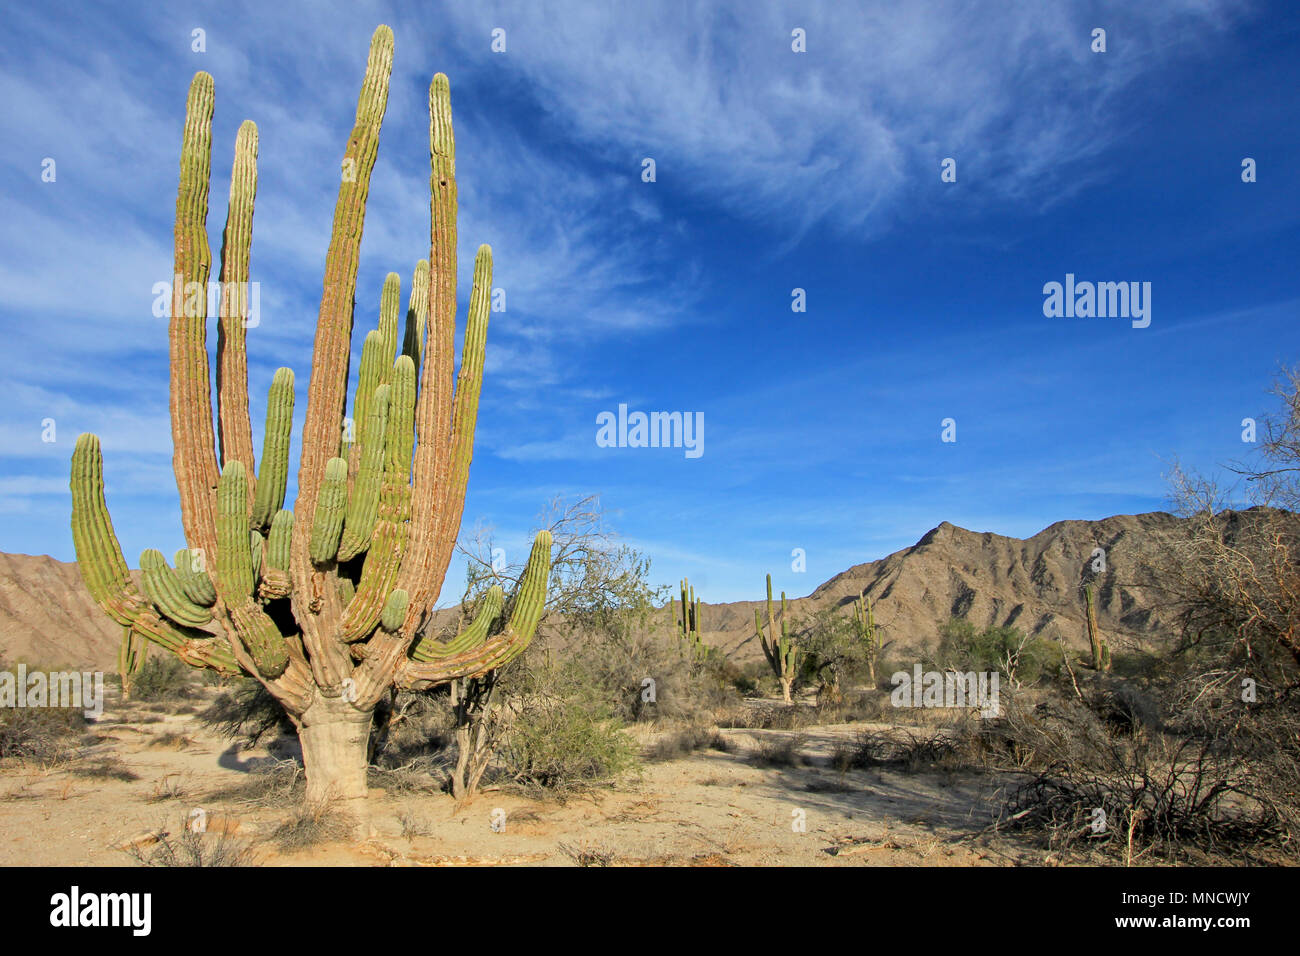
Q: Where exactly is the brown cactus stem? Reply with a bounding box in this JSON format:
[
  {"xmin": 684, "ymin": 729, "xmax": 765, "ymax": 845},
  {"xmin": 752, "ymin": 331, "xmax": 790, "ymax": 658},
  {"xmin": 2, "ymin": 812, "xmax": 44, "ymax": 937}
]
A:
[
  {"xmin": 289, "ymin": 25, "xmax": 393, "ymax": 682},
  {"xmin": 170, "ymin": 71, "xmax": 220, "ymax": 561},
  {"xmin": 396, "ymin": 73, "xmax": 458, "ymax": 643},
  {"xmin": 216, "ymin": 119, "xmax": 259, "ymax": 510}
]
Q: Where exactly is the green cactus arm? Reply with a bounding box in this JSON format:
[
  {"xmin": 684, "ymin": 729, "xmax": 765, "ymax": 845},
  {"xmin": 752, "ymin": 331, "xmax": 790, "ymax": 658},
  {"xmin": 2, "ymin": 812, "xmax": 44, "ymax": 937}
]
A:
[
  {"xmin": 259, "ymin": 509, "xmax": 294, "ymax": 601},
  {"xmin": 377, "ymin": 272, "xmax": 401, "ymax": 378},
  {"xmin": 70, "ymin": 434, "xmax": 238, "ymax": 674},
  {"xmin": 337, "ymin": 383, "xmax": 390, "ymax": 561},
  {"xmin": 309, "ymin": 458, "xmax": 350, "ymax": 566},
  {"xmin": 401, "ymin": 259, "xmax": 430, "ymax": 372},
  {"xmin": 396, "ymin": 530, "xmax": 551, "ymax": 688},
  {"xmin": 380, "ymin": 589, "xmax": 409, "ymax": 633},
  {"xmin": 410, "ymin": 585, "xmax": 504, "ymax": 661},
  {"xmin": 140, "ymin": 548, "xmax": 213, "ymax": 627},
  {"xmin": 340, "ymin": 356, "xmax": 414, "ymax": 641},
  {"xmin": 216, "ymin": 118, "xmax": 260, "ymax": 505},
  {"xmin": 250, "ymin": 367, "xmax": 295, "ymax": 529},
  {"xmin": 291, "ymin": 24, "xmax": 393, "ymax": 598},
  {"xmin": 174, "ymin": 548, "xmax": 217, "ymax": 607},
  {"xmin": 170, "ymin": 70, "xmax": 221, "ymax": 561},
  {"xmin": 347, "ymin": 330, "xmax": 385, "ymax": 472}
]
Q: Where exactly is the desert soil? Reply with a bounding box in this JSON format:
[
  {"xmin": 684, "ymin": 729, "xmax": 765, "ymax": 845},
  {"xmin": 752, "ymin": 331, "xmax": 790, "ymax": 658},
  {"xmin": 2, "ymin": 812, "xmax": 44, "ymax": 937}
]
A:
[{"xmin": 0, "ymin": 688, "xmax": 1041, "ymax": 867}]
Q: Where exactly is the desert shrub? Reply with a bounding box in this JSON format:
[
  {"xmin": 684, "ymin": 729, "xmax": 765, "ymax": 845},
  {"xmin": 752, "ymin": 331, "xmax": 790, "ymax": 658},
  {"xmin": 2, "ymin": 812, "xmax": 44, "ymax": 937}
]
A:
[
  {"xmin": 748, "ymin": 733, "xmax": 806, "ymax": 768},
  {"xmin": 270, "ymin": 801, "xmax": 356, "ymax": 851},
  {"xmin": 646, "ymin": 721, "xmax": 729, "ymax": 761},
  {"xmin": 0, "ymin": 703, "xmax": 86, "ymax": 764},
  {"xmin": 127, "ymin": 825, "xmax": 256, "ymax": 867},
  {"xmin": 131, "ymin": 655, "xmax": 200, "ymax": 702},
  {"xmin": 984, "ymin": 679, "xmax": 1300, "ymax": 863},
  {"xmin": 928, "ymin": 619, "xmax": 1063, "ymax": 686},
  {"xmin": 500, "ymin": 666, "xmax": 638, "ymax": 794},
  {"xmin": 845, "ymin": 727, "xmax": 972, "ymax": 773},
  {"xmin": 199, "ymin": 677, "xmax": 295, "ymax": 747}
]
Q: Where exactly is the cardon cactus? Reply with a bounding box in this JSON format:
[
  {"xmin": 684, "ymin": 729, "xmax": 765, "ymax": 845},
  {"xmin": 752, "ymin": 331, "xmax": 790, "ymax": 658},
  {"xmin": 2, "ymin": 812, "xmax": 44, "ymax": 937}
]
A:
[
  {"xmin": 673, "ymin": 578, "xmax": 707, "ymax": 660},
  {"xmin": 69, "ymin": 26, "xmax": 552, "ymax": 828},
  {"xmin": 851, "ymin": 589, "xmax": 879, "ymax": 685},
  {"xmin": 1084, "ymin": 582, "xmax": 1110, "ymax": 671},
  {"xmin": 755, "ymin": 573, "xmax": 799, "ymax": 704}
]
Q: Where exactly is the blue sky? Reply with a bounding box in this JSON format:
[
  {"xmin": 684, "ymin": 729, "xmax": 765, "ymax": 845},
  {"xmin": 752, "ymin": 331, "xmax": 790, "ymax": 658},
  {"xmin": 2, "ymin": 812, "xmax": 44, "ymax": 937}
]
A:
[{"xmin": 1, "ymin": 0, "xmax": 1297, "ymax": 603}]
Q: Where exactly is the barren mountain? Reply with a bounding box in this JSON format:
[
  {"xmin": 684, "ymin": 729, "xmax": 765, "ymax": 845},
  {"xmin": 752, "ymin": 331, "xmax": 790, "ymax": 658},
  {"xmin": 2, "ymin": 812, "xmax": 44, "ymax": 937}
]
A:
[
  {"xmin": 0, "ymin": 509, "xmax": 1284, "ymax": 672},
  {"xmin": 691, "ymin": 510, "xmax": 1262, "ymax": 665}
]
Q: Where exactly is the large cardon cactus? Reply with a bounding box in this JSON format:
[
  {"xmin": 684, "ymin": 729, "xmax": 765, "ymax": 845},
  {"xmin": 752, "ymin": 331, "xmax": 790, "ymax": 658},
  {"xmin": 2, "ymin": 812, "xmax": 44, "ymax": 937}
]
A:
[{"xmin": 70, "ymin": 25, "xmax": 552, "ymax": 829}]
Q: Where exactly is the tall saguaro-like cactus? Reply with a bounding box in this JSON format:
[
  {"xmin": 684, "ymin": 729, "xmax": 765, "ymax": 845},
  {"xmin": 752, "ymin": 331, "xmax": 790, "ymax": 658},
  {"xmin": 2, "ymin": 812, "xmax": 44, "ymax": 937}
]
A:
[
  {"xmin": 755, "ymin": 573, "xmax": 799, "ymax": 704},
  {"xmin": 851, "ymin": 590, "xmax": 879, "ymax": 685},
  {"xmin": 69, "ymin": 26, "xmax": 552, "ymax": 827},
  {"xmin": 1084, "ymin": 583, "xmax": 1111, "ymax": 671},
  {"xmin": 673, "ymin": 578, "xmax": 707, "ymax": 660}
]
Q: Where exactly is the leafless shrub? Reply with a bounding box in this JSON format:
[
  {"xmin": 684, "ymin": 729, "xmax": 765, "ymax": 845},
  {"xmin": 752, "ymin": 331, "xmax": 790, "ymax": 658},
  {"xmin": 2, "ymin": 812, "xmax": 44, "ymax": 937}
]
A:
[
  {"xmin": 127, "ymin": 823, "xmax": 256, "ymax": 867},
  {"xmin": 271, "ymin": 800, "xmax": 356, "ymax": 852}
]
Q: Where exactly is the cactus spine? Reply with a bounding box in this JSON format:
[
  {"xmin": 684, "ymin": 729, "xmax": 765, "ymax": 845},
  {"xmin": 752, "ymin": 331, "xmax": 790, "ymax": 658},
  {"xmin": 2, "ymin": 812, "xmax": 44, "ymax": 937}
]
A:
[
  {"xmin": 68, "ymin": 27, "xmax": 553, "ymax": 823},
  {"xmin": 1085, "ymin": 583, "xmax": 1110, "ymax": 671},
  {"xmin": 756, "ymin": 573, "xmax": 799, "ymax": 704},
  {"xmin": 851, "ymin": 590, "xmax": 879, "ymax": 685}
]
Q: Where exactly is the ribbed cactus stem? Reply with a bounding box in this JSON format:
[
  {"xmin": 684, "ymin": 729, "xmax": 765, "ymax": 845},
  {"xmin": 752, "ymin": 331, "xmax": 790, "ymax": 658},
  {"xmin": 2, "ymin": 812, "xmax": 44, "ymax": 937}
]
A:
[
  {"xmin": 251, "ymin": 368, "xmax": 294, "ymax": 529},
  {"xmin": 377, "ymin": 272, "xmax": 401, "ymax": 376},
  {"xmin": 402, "ymin": 259, "xmax": 430, "ymax": 371},
  {"xmin": 216, "ymin": 461, "xmax": 255, "ymax": 601},
  {"xmin": 140, "ymin": 548, "xmax": 213, "ymax": 627},
  {"xmin": 174, "ymin": 548, "xmax": 217, "ymax": 607},
  {"xmin": 380, "ymin": 589, "xmax": 408, "ymax": 632},
  {"xmin": 310, "ymin": 458, "xmax": 349, "ymax": 565},
  {"xmin": 1085, "ymin": 583, "xmax": 1109, "ymax": 671},
  {"xmin": 216, "ymin": 118, "xmax": 259, "ymax": 506},
  {"xmin": 338, "ymin": 383, "xmax": 390, "ymax": 561},
  {"xmin": 757, "ymin": 573, "xmax": 798, "ymax": 704},
  {"xmin": 118, "ymin": 626, "xmax": 149, "ymax": 701}
]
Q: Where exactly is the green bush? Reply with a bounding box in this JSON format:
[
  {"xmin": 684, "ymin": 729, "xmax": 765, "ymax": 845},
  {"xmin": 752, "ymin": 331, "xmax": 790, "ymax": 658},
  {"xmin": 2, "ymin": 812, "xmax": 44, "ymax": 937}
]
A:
[
  {"xmin": 131, "ymin": 655, "xmax": 200, "ymax": 702},
  {"xmin": 501, "ymin": 668, "xmax": 638, "ymax": 793},
  {"xmin": 930, "ymin": 618, "xmax": 1063, "ymax": 685}
]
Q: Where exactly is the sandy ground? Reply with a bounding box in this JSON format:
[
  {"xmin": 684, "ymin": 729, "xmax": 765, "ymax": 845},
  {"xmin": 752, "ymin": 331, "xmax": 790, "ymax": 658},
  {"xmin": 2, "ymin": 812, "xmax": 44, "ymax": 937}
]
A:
[{"xmin": 0, "ymin": 689, "xmax": 1042, "ymax": 867}]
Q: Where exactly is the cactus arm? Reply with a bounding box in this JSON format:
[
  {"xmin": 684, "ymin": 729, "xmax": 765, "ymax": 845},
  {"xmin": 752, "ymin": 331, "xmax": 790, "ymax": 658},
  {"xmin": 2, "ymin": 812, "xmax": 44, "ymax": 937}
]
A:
[
  {"xmin": 337, "ymin": 383, "xmax": 390, "ymax": 561},
  {"xmin": 395, "ymin": 74, "xmax": 459, "ymax": 640},
  {"xmin": 170, "ymin": 71, "xmax": 221, "ymax": 561},
  {"xmin": 216, "ymin": 118, "xmax": 259, "ymax": 506},
  {"xmin": 340, "ymin": 356, "xmax": 414, "ymax": 641},
  {"xmin": 402, "ymin": 259, "xmax": 430, "ymax": 372},
  {"xmin": 395, "ymin": 531, "xmax": 551, "ymax": 690},
  {"xmin": 174, "ymin": 548, "xmax": 217, "ymax": 606},
  {"xmin": 289, "ymin": 25, "xmax": 394, "ymax": 673},
  {"xmin": 70, "ymin": 434, "xmax": 238, "ymax": 674},
  {"xmin": 258, "ymin": 509, "xmax": 294, "ymax": 600},
  {"xmin": 309, "ymin": 458, "xmax": 350, "ymax": 565},
  {"xmin": 140, "ymin": 548, "xmax": 213, "ymax": 627},
  {"xmin": 250, "ymin": 368, "xmax": 295, "ymax": 529},
  {"xmin": 214, "ymin": 461, "xmax": 289, "ymax": 678},
  {"xmin": 410, "ymin": 585, "xmax": 504, "ymax": 661}
]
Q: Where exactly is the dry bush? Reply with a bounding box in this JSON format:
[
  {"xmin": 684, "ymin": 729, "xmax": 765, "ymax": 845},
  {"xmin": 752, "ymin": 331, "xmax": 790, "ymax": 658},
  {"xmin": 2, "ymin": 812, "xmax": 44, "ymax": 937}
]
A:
[
  {"xmin": 204, "ymin": 758, "xmax": 304, "ymax": 808},
  {"xmin": 0, "ymin": 704, "xmax": 86, "ymax": 765},
  {"xmin": 271, "ymin": 801, "xmax": 357, "ymax": 851},
  {"xmin": 748, "ymin": 733, "xmax": 806, "ymax": 768},
  {"xmin": 128, "ymin": 822, "xmax": 257, "ymax": 867},
  {"xmin": 646, "ymin": 722, "xmax": 730, "ymax": 761}
]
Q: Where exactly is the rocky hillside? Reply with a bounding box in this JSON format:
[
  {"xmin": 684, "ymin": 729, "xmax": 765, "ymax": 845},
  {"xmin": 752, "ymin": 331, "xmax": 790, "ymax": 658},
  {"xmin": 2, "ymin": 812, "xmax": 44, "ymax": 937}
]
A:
[
  {"xmin": 689, "ymin": 510, "xmax": 1261, "ymax": 664},
  {"xmin": 0, "ymin": 509, "xmax": 1284, "ymax": 672}
]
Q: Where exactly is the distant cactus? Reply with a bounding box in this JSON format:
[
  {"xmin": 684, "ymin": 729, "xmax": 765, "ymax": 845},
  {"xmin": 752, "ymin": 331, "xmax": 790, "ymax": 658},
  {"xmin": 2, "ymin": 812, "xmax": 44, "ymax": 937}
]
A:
[
  {"xmin": 673, "ymin": 578, "xmax": 708, "ymax": 660},
  {"xmin": 755, "ymin": 573, "xmax": 798, "ymax": 704},
  {"xmin": 68, "ymin": 26, "xmax": 553, "ymax": 828},
  {"xmin": 851, "ymin": 590, "xmax": 879, "ymax": 685},
  {"xmin": 1084, "ymin": 583, "xmax": 1111, "ymax": 671}
]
